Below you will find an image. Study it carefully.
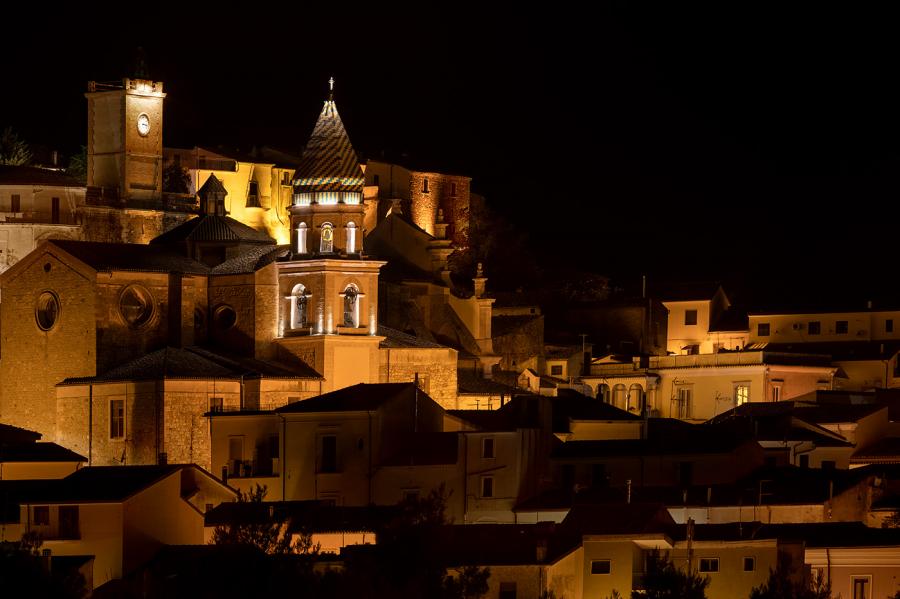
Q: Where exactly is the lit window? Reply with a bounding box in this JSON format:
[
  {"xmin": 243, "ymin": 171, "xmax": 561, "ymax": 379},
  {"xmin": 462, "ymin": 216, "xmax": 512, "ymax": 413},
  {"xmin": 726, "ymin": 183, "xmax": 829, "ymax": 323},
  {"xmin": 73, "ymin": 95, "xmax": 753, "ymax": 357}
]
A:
[
  {"xmin": 482, "ymin": 438, "xmax": 495, "ymax": 459},
  {"xmin": 698, "ymin": 558, "xmax": 719, "ymax": 573},
  {"xmin": 836, "ymin": 320, "xmax": 848, "ymax": 334},
  {"xmin": 744, "ymin": 557, "xmax": 755, "ymax": 572},
  {"xmin": 481, "ymin": 476, "xmax": 494, "ymax": 498},
  {"xmin": 110, "ymin": 399, "xmax": 125, "ymax": 439},
  {"xmin": 33, "ymin": 506, "xmax": 49, "ymax": 526},
  {"xmin": 685, "ymin": 310, "xmax": 698, "ymax": 326},
  {"xmin": 296, "ymin": 222, "xmax": 308, "ymax": 254},
  {"xmin": 676, "ymin": 387, "xmax": 692, "ymax": 419},
  {"xmin": 734, "ymin": 384, "xmax": 750, "ymax": 406},
  {"xmin": 320, "ymin": 223, "xmax": 334, "ymax": 253},
  {"xmin": 346, "ymin": 222, "xmax": 357, "ymax": 253},
  {"xmin": 591, "ymin": 560, "xmax": 611, "ymax": 574},
  {"xmin": 757, "ymin": 323, "xmax": 770, "ymax": 337},
  {"xmin": 808, "ymin": 321, "xmax": 821, "ymax": 335}
]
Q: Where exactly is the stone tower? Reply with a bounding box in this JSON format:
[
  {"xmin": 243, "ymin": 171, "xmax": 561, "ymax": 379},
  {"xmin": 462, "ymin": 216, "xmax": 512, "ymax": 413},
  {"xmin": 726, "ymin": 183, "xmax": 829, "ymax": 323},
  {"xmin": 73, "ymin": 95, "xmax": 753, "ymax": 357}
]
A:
[{"xmin": 275, "ymin": 80, "xmax": 386, "ymax": 393}]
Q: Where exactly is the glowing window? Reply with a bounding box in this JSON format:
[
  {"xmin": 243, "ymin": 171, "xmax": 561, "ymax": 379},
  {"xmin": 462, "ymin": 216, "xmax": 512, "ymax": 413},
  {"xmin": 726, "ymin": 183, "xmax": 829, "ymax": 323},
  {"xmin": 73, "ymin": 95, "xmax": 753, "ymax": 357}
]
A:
[
  {"xmin": 346, "ymin": 222, "xmax": 357, "ymax": 253},
  {"xmin": 735, "ymin": 384, "xmax": 750, "ymax": 405},
  {"xmin": 36, "ymin": 291, "xmax": 59, "ymax": 331},
  {"xmin": 320, "ymin": 223, "xmax": 334, "ymax": 253}
]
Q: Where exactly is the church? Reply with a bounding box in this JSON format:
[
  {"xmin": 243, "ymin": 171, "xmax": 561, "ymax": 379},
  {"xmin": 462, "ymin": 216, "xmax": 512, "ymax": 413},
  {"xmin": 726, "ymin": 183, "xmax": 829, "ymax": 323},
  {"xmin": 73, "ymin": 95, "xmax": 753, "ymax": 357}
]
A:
[{"xmin": 0, "ymin": 75, "xmax": 531, "ymax": 470}]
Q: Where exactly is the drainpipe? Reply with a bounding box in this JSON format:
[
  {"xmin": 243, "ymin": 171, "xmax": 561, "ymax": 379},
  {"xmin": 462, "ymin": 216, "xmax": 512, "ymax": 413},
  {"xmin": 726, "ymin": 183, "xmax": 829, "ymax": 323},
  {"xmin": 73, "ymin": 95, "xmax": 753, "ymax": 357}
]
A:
[{"xmin": 88, "ymin": 384, "xmax": 93, "ymax": 466}]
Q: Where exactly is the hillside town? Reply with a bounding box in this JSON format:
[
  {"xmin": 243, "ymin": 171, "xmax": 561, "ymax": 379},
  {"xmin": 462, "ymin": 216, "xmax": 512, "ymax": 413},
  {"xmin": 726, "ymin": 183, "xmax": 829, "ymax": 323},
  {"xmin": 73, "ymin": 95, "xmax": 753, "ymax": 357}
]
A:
[{"xmin": 2, "ymin": 72, "xmax": 900, "ymax": 599}]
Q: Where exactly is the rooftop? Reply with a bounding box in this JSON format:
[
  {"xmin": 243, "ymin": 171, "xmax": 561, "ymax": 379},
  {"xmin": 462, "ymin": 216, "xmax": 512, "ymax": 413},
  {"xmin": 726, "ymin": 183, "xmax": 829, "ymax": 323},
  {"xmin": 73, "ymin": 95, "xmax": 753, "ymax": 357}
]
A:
[
  {"xmin": 12, "ymin": 465, "xmax": 197, "ymax": 503},
  {"xmin": 51, "ymin": 240, "xmax": 209, "ymax": 274},
  {"xmin": 0, "ymin": 164, "xmax": 84, "ymax": 187},
  {"xmin": 276, "ymin": 382, "xmax": 425, "ymax": 414}
]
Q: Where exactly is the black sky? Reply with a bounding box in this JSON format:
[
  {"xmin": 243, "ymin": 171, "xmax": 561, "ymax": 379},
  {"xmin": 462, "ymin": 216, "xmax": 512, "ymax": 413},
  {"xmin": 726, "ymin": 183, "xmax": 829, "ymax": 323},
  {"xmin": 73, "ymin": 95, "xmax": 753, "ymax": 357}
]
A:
[{"xmin": 2, "ymin": 5, "xmax": 900, "ymax": 303}]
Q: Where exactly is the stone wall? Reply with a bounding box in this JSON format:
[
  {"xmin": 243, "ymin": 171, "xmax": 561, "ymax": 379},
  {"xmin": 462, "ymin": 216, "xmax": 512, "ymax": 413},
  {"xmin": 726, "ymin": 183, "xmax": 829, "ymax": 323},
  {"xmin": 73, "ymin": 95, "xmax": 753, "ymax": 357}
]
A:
[
  {"xmin": 379, "ymin": 346, "xmax": 459, "ymax": 409},
  {"xmin": 79, "ymin": 206, "xmax": 191, "ymax": 244}
]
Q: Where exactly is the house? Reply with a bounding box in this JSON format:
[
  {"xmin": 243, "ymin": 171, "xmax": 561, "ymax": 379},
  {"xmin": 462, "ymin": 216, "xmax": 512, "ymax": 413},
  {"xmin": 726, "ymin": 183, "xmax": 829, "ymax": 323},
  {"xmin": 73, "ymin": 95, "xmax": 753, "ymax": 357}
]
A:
[
  {"xmin": 0, "ymin": 422, "xmax": 85, "ymax": 480},
  {"xmin": 5, "ymin": 464, "xmax": 236, "ymax": 590},
  {"xmin": 661, "ymin": 282, "xmax": 748, "ymax": 355}
]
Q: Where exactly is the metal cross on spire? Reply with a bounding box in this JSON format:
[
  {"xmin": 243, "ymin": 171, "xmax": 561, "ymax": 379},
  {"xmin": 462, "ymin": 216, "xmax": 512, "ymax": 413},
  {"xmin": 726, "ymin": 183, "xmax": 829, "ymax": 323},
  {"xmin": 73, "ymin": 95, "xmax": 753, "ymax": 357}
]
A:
[{"xmin": 329, "ymin": 76, "xmax": 334, "ymax": 91}]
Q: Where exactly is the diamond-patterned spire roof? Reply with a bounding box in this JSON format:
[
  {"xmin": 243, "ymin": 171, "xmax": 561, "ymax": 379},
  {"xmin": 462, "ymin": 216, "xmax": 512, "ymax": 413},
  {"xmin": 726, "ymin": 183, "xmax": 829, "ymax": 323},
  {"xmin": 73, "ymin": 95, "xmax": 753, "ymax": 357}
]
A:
[{"xmin": 294, "ymin": 81, "xmax": 364, "ymax": 193}]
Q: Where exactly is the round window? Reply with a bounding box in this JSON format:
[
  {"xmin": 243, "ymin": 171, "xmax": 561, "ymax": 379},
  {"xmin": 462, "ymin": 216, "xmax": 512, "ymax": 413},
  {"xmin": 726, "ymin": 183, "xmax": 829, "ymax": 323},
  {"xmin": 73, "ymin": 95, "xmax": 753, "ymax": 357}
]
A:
[
  {"xmin": 119, "ymin": 285, "xmax": 155, "ymax": 328},
  {"xmin": 214, "ymin": 305, "xmax": 237, "ymax": 330},
  {"xmin": 36, "ymin": 291, "xmax": 60, "ymax": 331}
]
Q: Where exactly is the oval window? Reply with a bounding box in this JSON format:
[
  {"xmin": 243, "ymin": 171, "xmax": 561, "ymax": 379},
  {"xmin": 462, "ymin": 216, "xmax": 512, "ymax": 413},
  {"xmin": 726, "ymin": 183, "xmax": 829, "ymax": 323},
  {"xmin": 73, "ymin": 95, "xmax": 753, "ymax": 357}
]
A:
[
  {"xmin": 36, "ymin": 291, "xmax": 60, "ymax": 331},
  {"xmin": 119, "ymin": 285, "xmax": 155, "ymax": 328},
  {"xmin": 214, "ymin": 305, "xmax": 237, "ymax": 330}
]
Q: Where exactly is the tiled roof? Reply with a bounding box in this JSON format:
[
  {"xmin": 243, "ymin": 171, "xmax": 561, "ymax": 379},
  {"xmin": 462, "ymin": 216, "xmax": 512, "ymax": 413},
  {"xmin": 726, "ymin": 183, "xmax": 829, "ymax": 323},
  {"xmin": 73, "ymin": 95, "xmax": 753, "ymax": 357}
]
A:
[
  {"xmin": 51, "ymin": 240, "xmax": 209, "ymax": 274},
  {"xmin": 0, "ymin": 422, "xmax": 42, "ymax": 443},
  {"xmin": 14, "ymin": 465, "xmax": 189, "ymax": 503},
  {"xmin": 210, "ymin": 245, "xmax": 290, "ymax": 275},
  {"xmin": 0, "ymin": 165, "xmax": 83, "ymax": 187},
  {"xmin": 150, "ymin": 215, "xmax": 275, "ymax": 246},
  {"xmin": 276, "ymin": 382, "xmax": 422, "ymax": 413},
  {"xmin": 294, "ymin": 96, "xmax": 364, "ymax": 193},
  {"xmin": 59, "ymin": 346, "xmax": 321, "ymax": 385},
  {"xmin": 0, "ymin": 442, "xmax": 86, "ymax": 463},
  {"xmin": 560, "ymin": 502, "xmax": 674, "ymax": 536},
  {"xmin": 456, "ymin": 370, "xmax": 519, "ymax": 395},
  {"xmin": 377, "ymin": 325, "xmax": 446, "ymax": 349}
]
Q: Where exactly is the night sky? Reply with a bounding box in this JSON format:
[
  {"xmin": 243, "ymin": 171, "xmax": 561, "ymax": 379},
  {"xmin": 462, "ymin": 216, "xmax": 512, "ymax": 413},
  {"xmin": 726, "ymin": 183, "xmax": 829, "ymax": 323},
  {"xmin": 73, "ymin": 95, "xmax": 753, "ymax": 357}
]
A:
[{"xmin": 2, "ymin": 5, "xmax": 900, "ymax": 304}]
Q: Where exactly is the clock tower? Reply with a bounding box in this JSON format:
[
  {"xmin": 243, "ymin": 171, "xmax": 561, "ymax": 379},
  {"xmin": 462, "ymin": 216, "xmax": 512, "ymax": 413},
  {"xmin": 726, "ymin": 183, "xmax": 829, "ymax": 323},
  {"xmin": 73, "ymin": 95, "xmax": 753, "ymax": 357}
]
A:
[{"xmin": 85, "ymin": 77, "xmax": 166, "ymax": 204}]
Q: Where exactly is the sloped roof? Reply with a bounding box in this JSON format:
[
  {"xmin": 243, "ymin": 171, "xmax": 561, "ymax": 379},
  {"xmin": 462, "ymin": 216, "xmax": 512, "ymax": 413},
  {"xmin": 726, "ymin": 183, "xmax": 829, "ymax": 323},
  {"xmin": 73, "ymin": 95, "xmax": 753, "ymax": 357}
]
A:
[
  {"xmin": 14, "ymin": 465, "xmax": 188, "ymax": 503},
  {"xmin": 59, "ymin": 346, "xmax": 321, "ymax": 385},
  {"xmin": 378, "ymin": 325, "xmax": 446, "ymax": 349},
  {"xmin": 210, "ymin": 245, "xmax": 290, "ymax": 275},
  {"xmin": 276, "ymin": 382, "xmax": 421, "ymax": 413},
  {"xmin": 0, "ymin": 422, "xmax": 42, "ymax": 443},
  {"xmin": 0, "ymin": 165, "xmax": 83, "ymax": 187},
  {"xmin": 456, "ymin": 370, "xmax": 520, "ymax": 395},
  {"xmin": 150, "ymin": 214, "xmax": 275, "ymax": 246},
  {"xmin": 0, "ymin": 442, "xmax": 85, "ymax": 463},
  {"xmin": 50, "ymin": 240, "xmax": 208, "ymax": 274},
  {"xmin": 560, "ymin": 502, "xmax": 674, "ymax": 536},
  {"xmin": 294, "ymin": 95, "xmax": 364, "ymax": 192}
]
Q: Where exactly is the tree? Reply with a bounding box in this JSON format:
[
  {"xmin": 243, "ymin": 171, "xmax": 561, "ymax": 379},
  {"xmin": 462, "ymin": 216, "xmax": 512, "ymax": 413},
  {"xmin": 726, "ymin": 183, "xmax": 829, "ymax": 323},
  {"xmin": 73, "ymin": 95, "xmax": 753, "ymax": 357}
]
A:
[
  {"xmin": 0, "ymin": 127, "xmax": 32, "ymax": 166},
  {"xmin": 162, "ymin": 161, "xmax": 191, "ymax": 194},
  {"xmin": 66, "ymin": 146, "xmax": 87, "ymax": 182},
  {"xmin": 639, "ymin": 550, "xmax": 709, "ymax": 599},
  {"xmin": 749, "ymin": 564, "xmax": 832, "ymax": 599},
  {"xmin": 443, "ymin": 565, "xmax": 490, "ymax": 599},
  {"xmin": 0, "ymin": 531, "xmax": 87, "ymax": 598},
  {"xmin": 211, "ymin": 484, "xmax": 316, "ymax": 555}
]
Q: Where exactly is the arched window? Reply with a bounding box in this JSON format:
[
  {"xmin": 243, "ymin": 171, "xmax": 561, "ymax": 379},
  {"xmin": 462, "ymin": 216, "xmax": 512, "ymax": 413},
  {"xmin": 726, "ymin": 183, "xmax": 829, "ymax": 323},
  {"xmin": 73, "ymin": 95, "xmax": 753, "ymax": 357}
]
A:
[
  {"xmin": 612, "ymin": 384, "xmax": 627, "ymax": 410},
  {"xmin": 346, "ymin": 222, "xmax": 357, "ymax": 254},
  {"xmin": 291, "ymin": 284, "xmax": 309, "ymax": 329},
  {"xmin": 296, "ymin": 222, "xmax": 308, "ymax": 254},
  {"xmin": 628, "ymin": 384, "xmax": 645, "ymax": 413},
  {"xmin": 342, "ymin": 285, "xmax": 359, "ymax": 327},
  {"xmin": 320, "ymin": 223, "xmax": 334, "ymax": 253},
  {"xmin": 597, "ymin": 383, "xmax": 611, "ymax": 403}
]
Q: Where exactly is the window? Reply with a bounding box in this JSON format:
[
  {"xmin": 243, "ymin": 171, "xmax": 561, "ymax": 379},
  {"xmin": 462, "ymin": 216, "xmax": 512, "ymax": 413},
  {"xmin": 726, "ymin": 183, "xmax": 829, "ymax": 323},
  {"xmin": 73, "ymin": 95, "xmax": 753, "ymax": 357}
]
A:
[
  {"xmin": 373, "ymin": 174, "xmax": 380, "ymax": 186},
  {"xmin": 482, "ymin": 438, "xmax": 495, "ymax": 459},
  {"xmin": 481, "ymin": 476, "xmax": 494, "ymax": 498},
  {"xmin": 209, "ymin": 397, "xmax": 223, "ymax": 412},
  {"xmin": 799, "ymin": 454, "xmax": 810, "ymax": 468},
  {"xmin": 414, "ymin": 375, "xmax": 429, "ymax": 394},
  {"xmin": 320, "ymin": 223, "xmax": 334, "ymax": 253},
  {"xmin": 33, "ymin": 506, "xmax": 49, "ymax": 526},
  {"xmin": 343, "ymin": 285, "xmax": 359, "ymax": 327},
  {"xmin": 685, "ymin": 309, "xmax": 698, "ymax": 326},
  {"xmin": 698, "ymin": 558, "xmax": 719, "ymax": 573},
  {"xmin": 591, "ymin": 560, "xmax": 611, "ymax": 574},
  {"xmin": 245, "ymin": 181, "xmax": 261, "ymax": 208},
  {"xmin": 119, "ymin": 285, "xmax": 155, "ymax": 328},
  {"xmin": 228, "ymin": 437, "xmax": 243, "ymax": 476},
  {"xmin": 214, "ymin": 305, "xmax": 237, "ymax": 330},
  {"xmin": 422, "ymin": 178, "xmax": 429, "ymax": 193},
  {"xmin": 772, "ymin": 385, "xmax": 782, "ymax": 402},
  {"xmin": 550, "ymin": 364, "xmax": 563, "ymax": 376},
  {"xmin": 757, "ymin": 323, "xmax": 770, "ymax": 337},
  {"xmin": 35, "ymin": 291, "xmax": 60, "ymax": 331},
  {"xmin": 110, "ymin": 399, "xmax": 125, "ymax": 438},
  {"xmin": 321, "ymin": 435, "xmax": 337, "ymax": 473},
  {"xmin": 10, "ymin": 194, "xmax": 20, "ymax": 213},
  {"xmin": 296, "ymin": 222, "xmax": 308, "ymax": 254},
  {"xmin": 852, "ymin": 576, "xmax": 870, "ymax": 599},
  {"xmin": 888, "ymin": 319, "xmax": 895, "ymax": 333},
  {"xmin": 734, "ymin": 384, "xmax": 750, "ymax": 406},
  {"xmin": 346, "ymin": 222, "xmax": 357, "ymax": 253},
  {"xmin": 450, "ymin": 182, "xmax": 457, "ymax": 196},
  {"xmin": 402, "ymin": 489, "xmax": 420, "ymax": 502},
  {"xmin": 58, "ymin": 506, "xmax": 79, "ymax": 539},
  {"xmin": 499, "ymin": 582, "xmax": 516, "ymax": 599},
  {"xmin": 808, "ymin": 321, "xmax": 821, "ymax": 335},
  {"xmin": 676, "ymin": 386, "xmax": 692, "ymax": 419},
  {"xmin": 282, "ymin": 171, "xmax": 292, "ymax": 185},
  {"xmin": 743, "ymin": 557, "xmax": 756, "ymax": 572},
  {"xmin": 836, "ymin": 320, "xmax": 849, "ymax": 334},
  {"xmin": 51, "ymin": 197, "xmax": 60, "ymax": 224},
  {"xmin": 290, "ymin": 284, "xmax": 308, "ymax": 329}
]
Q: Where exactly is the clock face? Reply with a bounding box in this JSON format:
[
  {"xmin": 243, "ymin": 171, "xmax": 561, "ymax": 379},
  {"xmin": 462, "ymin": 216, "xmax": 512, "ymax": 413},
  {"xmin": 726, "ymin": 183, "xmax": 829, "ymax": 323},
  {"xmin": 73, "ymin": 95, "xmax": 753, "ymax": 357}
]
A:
[{"xmin": 137, "ymin": 113, "xmax": 151, "ymax": 137}]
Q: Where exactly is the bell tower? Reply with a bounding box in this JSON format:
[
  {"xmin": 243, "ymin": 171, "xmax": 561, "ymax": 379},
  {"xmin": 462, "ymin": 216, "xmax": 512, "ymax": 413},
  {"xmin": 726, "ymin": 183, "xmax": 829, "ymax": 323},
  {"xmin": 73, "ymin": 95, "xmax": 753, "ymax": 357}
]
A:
[
  {"xmin": 85, "ymin": 77, "xmax": 165, "ymax": 205},
  {"xmin": 275, "ymin": 79, "xmax": 386, "ymax": 393}
]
